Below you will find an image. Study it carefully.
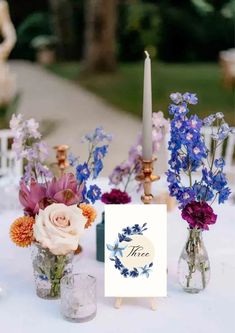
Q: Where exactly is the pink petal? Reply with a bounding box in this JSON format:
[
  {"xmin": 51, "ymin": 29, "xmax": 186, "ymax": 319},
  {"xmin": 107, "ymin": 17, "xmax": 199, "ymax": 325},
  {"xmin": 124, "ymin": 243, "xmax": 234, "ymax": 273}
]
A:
[{"xmin": 53, "ymin": 189, "xmax": 79, "ymax": 206}]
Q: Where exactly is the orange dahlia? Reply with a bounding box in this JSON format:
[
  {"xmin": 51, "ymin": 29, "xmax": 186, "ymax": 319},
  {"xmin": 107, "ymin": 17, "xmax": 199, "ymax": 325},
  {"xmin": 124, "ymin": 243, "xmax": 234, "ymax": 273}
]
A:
[
  {"xmin": 10, "ymin": 216, "xmax": 35, "ymax": 247},
  {"xmin": 80, "ymin": 203, "xmax": 97, "ymax": 229}
]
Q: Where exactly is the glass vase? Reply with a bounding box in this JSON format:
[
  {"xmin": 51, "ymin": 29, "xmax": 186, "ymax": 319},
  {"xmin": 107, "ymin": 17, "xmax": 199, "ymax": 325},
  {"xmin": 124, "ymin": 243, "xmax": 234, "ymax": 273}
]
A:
[
  {"xmin": 178, "ymin": 228, "xmax": 210, "ymax": 293},
  {"xmin": 31, "ymin": 243, "xmax": 73, "ymax": 299},
  {"xmin": 61, "ymin": 274, "xmax": 97, "ymax": 322}
]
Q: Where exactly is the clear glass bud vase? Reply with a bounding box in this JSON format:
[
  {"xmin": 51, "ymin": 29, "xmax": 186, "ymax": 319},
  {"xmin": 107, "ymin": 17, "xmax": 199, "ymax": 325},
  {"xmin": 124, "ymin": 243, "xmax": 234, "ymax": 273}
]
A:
[
  {"xmin": 31, "ymin": 243, "xmax": 74, "ymax": 299},
  {"xmin": 178, "ymin": 228, "xmax": 210, "ymax": 293}
]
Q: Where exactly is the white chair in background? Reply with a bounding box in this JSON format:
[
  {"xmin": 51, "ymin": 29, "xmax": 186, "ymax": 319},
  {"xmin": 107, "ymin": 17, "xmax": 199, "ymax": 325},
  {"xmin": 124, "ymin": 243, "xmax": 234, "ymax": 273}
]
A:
[{"xmin": 0, "ymin": 129, "xmax": 22, "ymax": 182}]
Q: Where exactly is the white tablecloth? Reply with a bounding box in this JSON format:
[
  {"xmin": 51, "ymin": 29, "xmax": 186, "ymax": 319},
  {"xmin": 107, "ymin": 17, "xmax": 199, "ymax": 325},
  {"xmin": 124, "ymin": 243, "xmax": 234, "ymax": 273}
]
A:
[{"xmin": 0, "ymin": 178, "xmax": 235, "ymax": 333}]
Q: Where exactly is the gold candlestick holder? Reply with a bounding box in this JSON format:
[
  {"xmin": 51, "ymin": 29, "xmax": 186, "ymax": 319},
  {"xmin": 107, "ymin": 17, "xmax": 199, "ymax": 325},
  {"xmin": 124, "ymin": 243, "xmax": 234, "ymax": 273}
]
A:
[
  {"xmin": 54, "ymin": 144, "xmax": 70, "ymax": 175},
  {"xmin": 136, "ymin": 157, "xmax": 160, "ymax": 204}
]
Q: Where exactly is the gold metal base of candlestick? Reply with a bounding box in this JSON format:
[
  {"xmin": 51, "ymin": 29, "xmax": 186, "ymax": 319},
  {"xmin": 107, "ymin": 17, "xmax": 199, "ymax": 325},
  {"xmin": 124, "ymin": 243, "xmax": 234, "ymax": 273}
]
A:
[
  {"xmin": 54, "ymin": 144, "xmax": 70, "ymax": 175},
  {"xmin": 136, "ymin": 157, "xmax": 160, "ymax": 204}
]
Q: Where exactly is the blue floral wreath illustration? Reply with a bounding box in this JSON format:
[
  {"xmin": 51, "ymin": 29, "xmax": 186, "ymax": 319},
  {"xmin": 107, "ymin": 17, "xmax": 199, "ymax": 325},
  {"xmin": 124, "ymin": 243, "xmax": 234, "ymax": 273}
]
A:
[{"xmin": 106, "ymin": 223, "xmax": 153, "ymax": 278}]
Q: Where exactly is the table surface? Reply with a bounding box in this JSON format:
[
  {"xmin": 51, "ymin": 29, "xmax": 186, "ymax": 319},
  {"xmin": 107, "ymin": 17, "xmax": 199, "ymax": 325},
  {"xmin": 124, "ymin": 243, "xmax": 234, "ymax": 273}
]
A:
[{"xmin": 0, "ymin": 178, "xmax": 235, "ymax": 333}]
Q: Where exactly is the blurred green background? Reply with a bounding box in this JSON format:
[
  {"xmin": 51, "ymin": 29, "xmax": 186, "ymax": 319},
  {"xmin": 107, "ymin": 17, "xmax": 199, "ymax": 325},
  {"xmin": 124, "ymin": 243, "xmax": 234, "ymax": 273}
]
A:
[{"xmin": 8, "ymin": 0, "xmax": 235, "ymax": 123}]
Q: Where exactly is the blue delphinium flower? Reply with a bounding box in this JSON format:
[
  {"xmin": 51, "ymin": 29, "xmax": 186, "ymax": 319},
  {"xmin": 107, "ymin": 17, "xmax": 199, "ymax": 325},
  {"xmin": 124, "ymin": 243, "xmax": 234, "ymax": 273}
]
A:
[
  {"xmin": 214, "ymin": 158, "xmax": 225, "ymax": 169},
  {"xmin": 93, "ymin": 159, "xmax": 103, "ymax": 179},
  {"xmin": 169, "ymin": 183, "xmax": 181, "ymax": 198},
  {"xmin": 167, "ymin": 92, "xmax": 233, "ymax": 210},
  {"xmin": 82, "ymin": 130, "xmax": 111, "ymax": 182},
  {"xmin": 218, "ymin": 187, "xmax": 231, "ymax": 204},
  {"xmin": 181, "ymin": 130, "xmax": 196, "ymax": 144},
  {"xmin": 68, "ymin": 127, "xmax": 112, "ymax": 204},
  {"xmin": 180, "ymin": 156, "xmax": 201, "ymax": 172},
  {"xmin": 189, "ymin": 143, "xmax": 207, "ymax": 161},
  {"xmin": 202, "ymin": 168, "xmax": 213, "ymax": 185},
  {"xmin": 87, "ymin": 184, "xmax": 101, "ymax": 203},
  {"xmin": 168, "ymin": 156, "xmax": 182, "ymax": 173},
  {"xmin": 193, "ymin": 183, "xmax": 214, "ymax": 202},
  {"xmin": 172, "ymin": 118, "xmax": 185, "ymax": 131},
  {"xmin": 84, "ymin": 127, "xmax": 112, "ymax": 144},
  {"xmin": 94, "ymin": 145, "xmax": 108, "ymax": 161},
  {"xmin": 203, "ymin": 114, "xmax": 215, "ymax": 126},
  {"xmin": 177, "ymin": 187, "xmax": 195, "ymax": 207},
  {"xmin": 183, "ymin": 92, "xmax": 198, "ymax": 105},
  {"xmin": 218, "ymin": 123, "xmax": 230, "ymax": 140},
  {"xmin": 166, "ymin": 170, "xmax": 179, "ymax": 183},
  {"xmin": 169, "ymin": 104, "xmax": 179, "ymax": 115},
  {"xmin": 188, "ymin": 115, "xmax": 202, "ymax": 131},
  {"xmin": 76, "ymin": 163, "xmax": 90, "ymax": 182},
  {"xmin": 68, "ymin": 153, "xmax": 79, "ymax": 167},
  {"xmin": 211, "ymin": 123, "xmax": 231, "ymax": 141},
  {"xmin": 211, "ymin": 173, "xmax": 227, "ymax": 191},
  {"xmin": 169, "ymin": 103, "xmax": 189, "ymax": 117},
  {"xmin": 170, "ymin": 92, "xmax": 182, "ymax": 104}
]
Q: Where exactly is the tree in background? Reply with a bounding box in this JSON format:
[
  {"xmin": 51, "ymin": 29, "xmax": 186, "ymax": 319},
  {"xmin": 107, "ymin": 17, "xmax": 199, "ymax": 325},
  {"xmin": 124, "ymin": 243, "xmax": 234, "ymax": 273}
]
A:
[
  {"xmin": 48, "ymin": 0, "xmax": 76, "ymax": 59},
  {"xmin": 118, "ymin": 0, "xmax": 160, "ymax": 61},
  {"xmin": 152, "ymin": 0, "xmax": 234, "ymax": 62},
  {"xmin": 8, "ymin": 0, "xmax": 234, "ymax": 63},
  {"xmin": 83, "ymin": 0, "xmax": 117, "ymax": 72}
]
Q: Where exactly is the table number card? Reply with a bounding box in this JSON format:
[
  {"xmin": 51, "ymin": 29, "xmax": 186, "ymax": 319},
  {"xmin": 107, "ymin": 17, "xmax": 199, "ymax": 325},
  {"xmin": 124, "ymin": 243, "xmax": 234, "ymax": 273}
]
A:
[{"xmin": 105, "ymin": 204, "xmax": 167, "ymax": 297}]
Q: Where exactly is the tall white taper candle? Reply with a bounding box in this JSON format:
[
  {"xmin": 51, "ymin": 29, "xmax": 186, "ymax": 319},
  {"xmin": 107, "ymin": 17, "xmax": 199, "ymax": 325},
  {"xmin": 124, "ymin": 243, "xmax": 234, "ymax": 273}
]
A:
[{"xmin": 142, "ymin": 51, "xmax": 152, "ymax": 160}]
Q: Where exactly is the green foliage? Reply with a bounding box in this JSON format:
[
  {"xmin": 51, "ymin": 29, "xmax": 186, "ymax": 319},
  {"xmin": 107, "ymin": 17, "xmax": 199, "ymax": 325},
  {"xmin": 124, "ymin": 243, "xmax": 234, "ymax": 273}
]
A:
[
  {"xmin": 10, "ymin": 0, "xmax": 234, "ymax": 62},
  {"xmin": 16, "ymin": 12, "xmax": 52, "ymax": 60},
  {"xmin": 118, "ymin": 2, "xmax": 160, "ymax": 61},
  {"xmin": 157, "ymin": 1, "xmax": 234, "ymax": 62},
  {"xmin": 17, "ymin": 12, "xmax": 51, "ymax": 43}
]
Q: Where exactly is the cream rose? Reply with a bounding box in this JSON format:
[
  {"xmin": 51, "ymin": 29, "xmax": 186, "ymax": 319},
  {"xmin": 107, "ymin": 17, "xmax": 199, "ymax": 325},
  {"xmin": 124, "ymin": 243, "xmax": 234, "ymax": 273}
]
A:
[{"xmin": 33, "ymin": 203, "xmax": 86, "ymax": 255}]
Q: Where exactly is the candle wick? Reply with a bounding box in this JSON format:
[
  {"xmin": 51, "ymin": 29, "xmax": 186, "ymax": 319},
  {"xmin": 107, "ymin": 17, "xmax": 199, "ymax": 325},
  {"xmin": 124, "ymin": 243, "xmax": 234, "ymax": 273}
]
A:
[{"xmin": 144, "ymin": 50, "xmax": 150, "ymax": 58}]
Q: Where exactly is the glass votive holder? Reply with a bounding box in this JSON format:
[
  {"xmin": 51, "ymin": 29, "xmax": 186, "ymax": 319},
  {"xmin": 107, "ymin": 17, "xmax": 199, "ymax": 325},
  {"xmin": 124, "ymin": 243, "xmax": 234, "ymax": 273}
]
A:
[{"xmin": 60, "ymin": 274, "xmax": 96, "ymax": 323}]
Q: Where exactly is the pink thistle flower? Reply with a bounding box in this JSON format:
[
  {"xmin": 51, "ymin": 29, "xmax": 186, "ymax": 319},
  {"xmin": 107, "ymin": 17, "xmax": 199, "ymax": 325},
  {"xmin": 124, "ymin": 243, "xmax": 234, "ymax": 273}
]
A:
[
  {"xmin": 46, "ymin": 173, "xmax": 83, "ymax": 206},
  {"xmin": 19, "ymin": 179, "xmax": 47, "ymax": 216},
  {"xmin": 19, "ymin": 173, "xmax": 84, "ymax": 216}
]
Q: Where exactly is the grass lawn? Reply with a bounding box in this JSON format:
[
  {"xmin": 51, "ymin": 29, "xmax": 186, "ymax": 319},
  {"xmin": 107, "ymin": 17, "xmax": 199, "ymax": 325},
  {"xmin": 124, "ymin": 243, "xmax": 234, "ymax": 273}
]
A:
[{"xmin": 48, "ymin": 62, "xmax": 235, "ymax": 125}]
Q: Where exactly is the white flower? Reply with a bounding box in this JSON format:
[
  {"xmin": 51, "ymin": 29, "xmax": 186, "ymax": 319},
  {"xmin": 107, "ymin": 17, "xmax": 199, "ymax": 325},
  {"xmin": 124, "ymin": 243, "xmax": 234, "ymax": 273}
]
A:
[
  {"xmin": 215, "ymin": 112, "xmax": 224, "ymax": 119},
  {"xmin": 10, "ymin": 113, "xmax": 23, "ymax": 133},
  {"xmin": 26, "ymin": 118, "xmax": 41, "ymax": 139},
  {"xmin": 170, "ymin": 92, "xmax": 182, "ymax": 104},
  {"xmin": 34, "ymin": 203, "xmax": 86, "ymax": 255}
]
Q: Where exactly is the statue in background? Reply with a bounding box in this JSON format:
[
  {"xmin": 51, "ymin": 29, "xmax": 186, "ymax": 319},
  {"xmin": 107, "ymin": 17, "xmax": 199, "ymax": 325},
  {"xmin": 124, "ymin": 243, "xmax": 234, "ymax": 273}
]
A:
[
  {"xmin": 0, "ymin": 1, "xmax": 17, "ymax": 121},
  {"xmin": 0, "ymin": 0, "xmax": 16, "ymax": 61}
]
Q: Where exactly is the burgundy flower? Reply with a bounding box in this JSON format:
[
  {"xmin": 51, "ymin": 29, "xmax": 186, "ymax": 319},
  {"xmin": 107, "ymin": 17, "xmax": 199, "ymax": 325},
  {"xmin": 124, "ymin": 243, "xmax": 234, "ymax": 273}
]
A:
[
  {"xmin": 182, "ymin": 200, "xmax": 217, "ymax": 230},
  {"xmin": 101, "ymin": 189, "xmax": 131, "ymax": 204}
]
